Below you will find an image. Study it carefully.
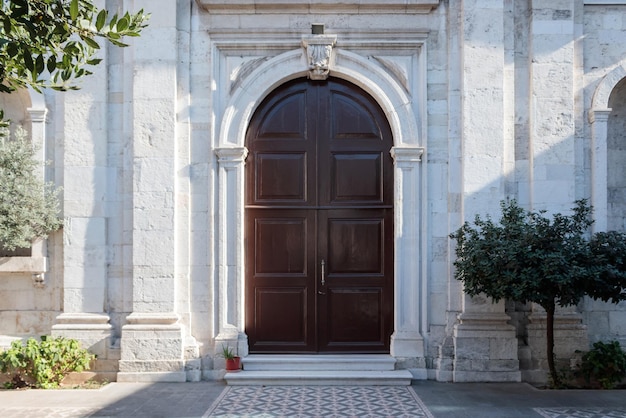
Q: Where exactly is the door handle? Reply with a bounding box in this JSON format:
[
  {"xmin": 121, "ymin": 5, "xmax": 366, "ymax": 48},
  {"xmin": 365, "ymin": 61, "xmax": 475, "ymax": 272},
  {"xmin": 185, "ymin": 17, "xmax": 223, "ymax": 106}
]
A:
[{"xmin": 320, "ymin": 259, "xmax": 326, "ymax": 286}]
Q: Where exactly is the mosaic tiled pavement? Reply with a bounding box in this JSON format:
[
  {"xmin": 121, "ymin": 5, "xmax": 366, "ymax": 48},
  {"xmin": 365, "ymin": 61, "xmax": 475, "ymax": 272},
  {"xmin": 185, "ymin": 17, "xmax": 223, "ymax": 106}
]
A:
[
  {"xmin": 203, "ymin": 386, "xmax": 434, "ymax": 418},
  {"xmin": 534, "ymin": 408, "xmax": 626, "ymax": 418}
]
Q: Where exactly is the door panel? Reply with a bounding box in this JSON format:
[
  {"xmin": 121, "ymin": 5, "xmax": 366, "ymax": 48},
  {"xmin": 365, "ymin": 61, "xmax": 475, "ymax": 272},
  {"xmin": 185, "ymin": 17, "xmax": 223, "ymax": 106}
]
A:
[
  {"xmin": 325, "ymin": 289, "xmax": 383, "ymax": 346},
  {"xmin": 245, "ymin": 78, "xmax": 394, "ymax": 353},
  {"xmin": 255, "ymin": 152, "xmax": 307, "ymax": 202},
  {"xmin": 246, "ymin": 209, "xmax": 316, "ymax": 351},
  {"xmin": 318, "ymin": 209, "xmax": 392, "ymax": 351},
  {"xmin": 257, "ymin": 91, "xmax": 307, "ymax": 140},
  {"xmin": 254, "ymin": 217, "xmax": 307, "ymax": 275},
  {"xmin": 326, "ymin": 217, "xmax": 384, "ymax": 274},
  {"xmin": 255, "ymin": 287, "xmax": 308, "ymax": 344},
  {"xmin": 331, "ymin": 152, "xmax": 384, "ymax": 204}
]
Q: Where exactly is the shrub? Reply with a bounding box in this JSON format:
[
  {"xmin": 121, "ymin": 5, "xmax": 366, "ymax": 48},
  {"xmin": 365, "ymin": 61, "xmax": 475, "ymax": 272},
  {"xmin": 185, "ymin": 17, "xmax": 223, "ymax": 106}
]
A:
[
  {"xmin": 0, "ymin": 126, "xmax": 62, "ymax": 251},
  {"xmin": 579, "ymin": 341, "xmax": 626, "ymax": 389},
  {"xmin": 449, "ymin": 199, "xmax": 626, "ymax": 387},
  {"xmin": 0, "ymin": 336, "xmax": 95, "ymax": 389}
]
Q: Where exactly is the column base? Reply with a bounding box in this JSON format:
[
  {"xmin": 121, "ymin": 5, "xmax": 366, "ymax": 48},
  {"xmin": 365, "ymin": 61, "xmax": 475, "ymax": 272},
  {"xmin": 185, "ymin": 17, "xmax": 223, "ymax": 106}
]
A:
[
  {"xmin": 118, "ymin": 312, "xmax": 186, "ymax": 382},
  {"xmin": 52, "ymin": 313, "xmax": 116, "ymax": 380},
  {"xmin": 452, "ymin": 312, "xmax": 521, "ymax": 382},
  {"xmin": 390, "ymin": 330, "xmax": 425, "ymax": 357},
  {"xmin": 524, "ymin": 311, "xmax": 588, "ymax": 385},
  {"xmin": 52, "ymin": 313, "xmax": 113, "ymax": 358},
  {"xmin": 390, "ymin": 330, "xmax": 427, "ymax": 379}
]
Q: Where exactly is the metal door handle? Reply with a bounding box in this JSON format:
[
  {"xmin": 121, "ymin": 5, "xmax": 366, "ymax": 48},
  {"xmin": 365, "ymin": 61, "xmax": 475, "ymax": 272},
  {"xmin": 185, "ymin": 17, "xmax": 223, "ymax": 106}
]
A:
[{"xmin": 320, "ymin": 259, "xmax": 326, "ymax": 286}]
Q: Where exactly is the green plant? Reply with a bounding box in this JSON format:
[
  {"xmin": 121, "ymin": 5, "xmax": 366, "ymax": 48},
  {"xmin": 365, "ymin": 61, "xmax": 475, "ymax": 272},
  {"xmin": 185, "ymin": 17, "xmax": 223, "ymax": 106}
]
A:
[
  {"xmin": 449, "ymin": 199, "xmax": 626, "ymax": 387},
  {"xmin": 0, "ymin": 1, "xmax": 149, "ymax": 93},
  {"xmin": 219, "ymin": 345, "xmax": 236, "ymax": 360},
  {"xmin": 579, "ymin": 341, "xmax": 626, "ymax": 389},
  {"xmin": 0, "ymin": 336, "xmax": 95, "ymax": 389},
  {"xmin": 0, "ymin": 126, "xmax": 62, "ymax": 250}
]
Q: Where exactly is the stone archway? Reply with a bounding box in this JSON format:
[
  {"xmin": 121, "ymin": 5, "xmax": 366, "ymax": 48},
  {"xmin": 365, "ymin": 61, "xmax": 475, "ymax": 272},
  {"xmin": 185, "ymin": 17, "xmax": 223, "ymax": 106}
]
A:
[
  {"xmin": 213, "ymin": 39, "xmax": 426, "ymax": 364},
  {"xmin": 590, "ymin": 63, "xmax": 626, "ymax": 232},
  {"xmin": 607, "ymin": 78, "xmax": 626, "ymax": 231}
]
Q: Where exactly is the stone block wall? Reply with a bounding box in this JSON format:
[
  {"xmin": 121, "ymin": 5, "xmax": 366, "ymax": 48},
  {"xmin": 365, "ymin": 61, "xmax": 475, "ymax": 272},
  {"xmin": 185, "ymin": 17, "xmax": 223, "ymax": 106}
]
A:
[{"xmin": 3, "ymin": 0, "xmax": 626, "ymax": 384}]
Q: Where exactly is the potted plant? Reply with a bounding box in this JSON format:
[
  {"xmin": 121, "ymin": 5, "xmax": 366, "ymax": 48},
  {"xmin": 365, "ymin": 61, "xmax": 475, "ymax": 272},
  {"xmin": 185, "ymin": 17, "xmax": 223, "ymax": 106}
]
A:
[{"xmin": 219, "ymin": 345, "xmax": 241, "ymax": 372}]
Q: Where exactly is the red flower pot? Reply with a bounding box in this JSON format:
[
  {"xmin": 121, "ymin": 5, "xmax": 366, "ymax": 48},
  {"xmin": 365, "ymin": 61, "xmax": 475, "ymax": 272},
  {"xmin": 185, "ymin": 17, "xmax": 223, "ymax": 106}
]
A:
[{"xmin": 225, "ymin": 356, "xmax": 241, "ymax": 372}]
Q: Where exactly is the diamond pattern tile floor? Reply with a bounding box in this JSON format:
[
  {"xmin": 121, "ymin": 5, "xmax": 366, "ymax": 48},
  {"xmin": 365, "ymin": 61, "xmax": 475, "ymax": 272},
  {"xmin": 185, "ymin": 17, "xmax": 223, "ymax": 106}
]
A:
[
  {"xmin": 534, "ymin": 408, "xmax": 626, "ymax": 418},
  {"xmin": 203, "ymin": 386, "xmax": 434, "ymax": 418}
]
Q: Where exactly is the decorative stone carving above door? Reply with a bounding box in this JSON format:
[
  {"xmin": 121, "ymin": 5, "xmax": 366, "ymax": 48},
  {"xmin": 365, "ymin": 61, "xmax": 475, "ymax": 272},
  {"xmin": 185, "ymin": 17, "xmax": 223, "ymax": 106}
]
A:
[{"xmin": 301, "ymin": 35, "xmax": 336, "ymax": 80}]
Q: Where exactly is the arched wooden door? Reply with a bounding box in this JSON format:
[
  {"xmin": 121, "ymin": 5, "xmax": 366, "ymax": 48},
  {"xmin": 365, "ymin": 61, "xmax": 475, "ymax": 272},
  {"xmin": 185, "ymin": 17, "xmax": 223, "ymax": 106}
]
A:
[{"xmin": 245, "ymin": 77, "xmax": 394, "ymax": 353}]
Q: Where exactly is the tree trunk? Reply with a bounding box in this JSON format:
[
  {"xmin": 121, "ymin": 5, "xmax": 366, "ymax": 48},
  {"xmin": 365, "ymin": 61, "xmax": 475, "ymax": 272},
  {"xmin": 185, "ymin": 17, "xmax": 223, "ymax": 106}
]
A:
[{"xmin": 545, "ymin": 304, "xmax": 558, "ymax": 387}]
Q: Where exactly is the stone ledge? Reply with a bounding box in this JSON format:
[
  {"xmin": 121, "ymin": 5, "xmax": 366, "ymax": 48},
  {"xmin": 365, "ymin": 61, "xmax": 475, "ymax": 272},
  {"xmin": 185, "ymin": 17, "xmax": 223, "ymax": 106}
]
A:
[
  {"xmin": 198, "ymin": 0, "xmax": 440, "ymax": 14},
  {"xmin": 0, "ymin": 256, "xmax": 47, "ymax": 274}
]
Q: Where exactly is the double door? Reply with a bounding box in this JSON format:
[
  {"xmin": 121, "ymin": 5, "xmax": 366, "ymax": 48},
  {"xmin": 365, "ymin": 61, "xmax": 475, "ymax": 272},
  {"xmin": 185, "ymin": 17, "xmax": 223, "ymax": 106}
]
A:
[{"xmin": 245, "ymin": 78, "xmax": 394, "ymax": 353}]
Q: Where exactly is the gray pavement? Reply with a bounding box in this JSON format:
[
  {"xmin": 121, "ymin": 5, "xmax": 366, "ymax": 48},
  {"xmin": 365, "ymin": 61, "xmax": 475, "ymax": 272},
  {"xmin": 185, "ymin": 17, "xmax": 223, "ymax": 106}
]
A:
[{"xmin": 0, "ymin": 380, "xmax": 623, "ymax": 417}]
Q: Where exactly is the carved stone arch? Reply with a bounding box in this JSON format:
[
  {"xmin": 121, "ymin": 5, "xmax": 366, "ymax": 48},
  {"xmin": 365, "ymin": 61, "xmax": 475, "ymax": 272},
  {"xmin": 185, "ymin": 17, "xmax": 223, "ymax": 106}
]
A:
[
  {"xmin": 217, "ymin": 48, "xmax": 421, "ymax": 149},
  {"xmin": 215, "ymin": 46, "xmax": 427, "ymax": 366},
  {"xmin": 0, "ymin": 87, "xmax": 49, "ymax": 279},
  {"xmin": 590, "ymin": 63, "xmax": 626, "ymax": 232},
  {"xmin": 592, "ymin": 63, "xmax": 626, "ymax": 111}
]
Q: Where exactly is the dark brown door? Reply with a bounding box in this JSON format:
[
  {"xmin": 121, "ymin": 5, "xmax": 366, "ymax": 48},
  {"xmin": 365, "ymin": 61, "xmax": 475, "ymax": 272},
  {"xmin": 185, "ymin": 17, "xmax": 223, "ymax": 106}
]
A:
[{"xmin": 245, "ymin": 78, "xmax": 394, "ymax": 353}]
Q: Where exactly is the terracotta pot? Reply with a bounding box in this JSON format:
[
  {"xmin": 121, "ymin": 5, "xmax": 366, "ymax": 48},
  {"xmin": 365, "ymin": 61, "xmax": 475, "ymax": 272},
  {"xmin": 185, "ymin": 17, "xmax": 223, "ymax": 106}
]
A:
[{"xmin": 225, "ymin": 356, "xmax": 241, "ymax": 372}]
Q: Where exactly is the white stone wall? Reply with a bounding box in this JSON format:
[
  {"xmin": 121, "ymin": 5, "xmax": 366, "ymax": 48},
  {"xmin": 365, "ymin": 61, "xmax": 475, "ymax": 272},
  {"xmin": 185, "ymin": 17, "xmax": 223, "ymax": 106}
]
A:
[
  {"xmin": 582, "ymin": 4, "xmax": 626, "ymax": 348},
  {"xmin": 3, "ymin": 0, "xmax": 626, "ymax": 383}
]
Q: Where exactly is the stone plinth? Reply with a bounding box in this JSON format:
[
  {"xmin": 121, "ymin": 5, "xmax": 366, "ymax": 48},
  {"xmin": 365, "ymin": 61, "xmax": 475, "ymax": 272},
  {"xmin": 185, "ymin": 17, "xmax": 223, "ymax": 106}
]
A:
[
  {"xmin": 117, "ymin": 313, "xmax": 186, "ymax": 382},
  {"xmin": 453, "ymin": 312, "xmax": 521, "ymax": 382}
]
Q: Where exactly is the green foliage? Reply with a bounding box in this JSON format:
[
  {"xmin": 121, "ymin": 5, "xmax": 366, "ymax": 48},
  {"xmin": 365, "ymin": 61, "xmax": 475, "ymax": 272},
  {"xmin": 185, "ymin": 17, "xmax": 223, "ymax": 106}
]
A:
[
  {"xmin": 0, "ymin": 126, "xmax": 62, "ymax": 250},
  {"xmin": 450, "ymin": 199, "xmax": 598, "ymax": 311},
  {"xmin": 588, "ymin": 231, "xmax": 626, "ymax": 304},
  {"xmin": 219, "ymin": 345, "xmax": 236, "ymax": 360},
  {"xmin": 0, "ymin": 336, "xmax": 95, "ymax": 388},
  {"xmin": 449, "ymin": 199, "xmax": 626, "ymax": 387},
  {"xmin": 579, "ymin": 341, "xmax": 626, "ymax": 389},
  {"xmin": 0, "ymin": 1, "xmax": 147, "ymax": 249},
  {"xmin": 0, "ymin": 0, "xmax": 149, "ymax": 92}
]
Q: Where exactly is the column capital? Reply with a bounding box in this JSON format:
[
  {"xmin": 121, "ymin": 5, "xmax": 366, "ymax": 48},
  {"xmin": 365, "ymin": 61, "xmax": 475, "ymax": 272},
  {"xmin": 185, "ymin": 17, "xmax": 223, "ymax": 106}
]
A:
[
  {"xmin": 215, "ymin": 147, "xmax": 249, "ymax": 165},
  {"xmin": 390, "ymin": 146, "xmax": 424, "ymax": 164},
  {"xmin": 589, "ymin": 108, "xmax": 612, "ymax": 124},
  {"xmin": 26, "ymin": 107, "xmax": 48, "ymax": 123}
]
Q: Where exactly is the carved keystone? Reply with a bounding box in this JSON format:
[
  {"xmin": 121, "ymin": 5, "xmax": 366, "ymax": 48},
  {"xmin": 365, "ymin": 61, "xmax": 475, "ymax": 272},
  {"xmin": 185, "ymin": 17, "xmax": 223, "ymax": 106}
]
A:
[{"xmin": 301, "ymin": 35, "xmax": 337, "ymax": 80}]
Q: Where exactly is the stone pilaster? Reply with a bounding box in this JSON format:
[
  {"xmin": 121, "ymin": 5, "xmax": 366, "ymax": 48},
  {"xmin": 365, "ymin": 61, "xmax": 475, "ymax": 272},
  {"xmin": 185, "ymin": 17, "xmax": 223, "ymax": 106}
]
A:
[
  {"xmin": 117, "ymin": 0, "xmax": 185, "ymax": 382},
  {"xmin": 52, "ymin": 0, "xmax": 112, "ymax": 361},
  {"xmin": 529, "ymin": 0, "xmax": 578, "ymax": 211},
  {"xmin": 25, "ymin": 102, "xmax": 50, "ymax": 283},
  {"xmin": 213, "ymin": 148, "xmax": 249, "ymax": 356},
  {"xmin": 390, "ymin": 147, "xmax": 426, "ymax": 378},
  {"xmin": 453, "ymin": 0, "xmax": 520, "ymax": 382},
  {"xmin": 589, "ymin": 109, "xmax": 611, "ymax": 232}
]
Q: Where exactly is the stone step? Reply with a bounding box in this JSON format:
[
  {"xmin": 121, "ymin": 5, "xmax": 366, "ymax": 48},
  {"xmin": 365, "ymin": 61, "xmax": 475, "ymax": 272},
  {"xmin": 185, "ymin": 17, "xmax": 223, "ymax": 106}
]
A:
[
  {"xmin": 242, "ymin": 354, "xmax": 397, "ymax": 371},
  {"xmin": 224, "ymin": 370, "xmax": 413, "ymax": 386},
  {"xmin": 224, "ymin": 355, "xmax": 412, "ymax": 386}
]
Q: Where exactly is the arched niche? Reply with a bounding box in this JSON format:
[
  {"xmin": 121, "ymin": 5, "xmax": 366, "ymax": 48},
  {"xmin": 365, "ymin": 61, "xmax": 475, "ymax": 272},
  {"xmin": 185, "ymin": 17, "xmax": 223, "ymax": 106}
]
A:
[
  {"xmin": 589, "ymin": 64, "xmax": 626, "ymax": 232},
  {"xmin": 0, "ymin": 87, "xmax": 50, "ymax": 282},
  {"xmin": 606, "ymin": 78, "xmax": 626, "ymax": 231}
]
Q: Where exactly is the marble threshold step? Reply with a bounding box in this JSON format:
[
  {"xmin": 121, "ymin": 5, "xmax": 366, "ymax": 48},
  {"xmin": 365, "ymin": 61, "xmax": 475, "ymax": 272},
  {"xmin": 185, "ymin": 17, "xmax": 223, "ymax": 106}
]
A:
[
  {"xmin": 224, "ymin": 355, "xmax": 413, "ymax": 386},
  {"xmin": 243, "ymin": 354, "xmax": 397, "ymax": 371}
]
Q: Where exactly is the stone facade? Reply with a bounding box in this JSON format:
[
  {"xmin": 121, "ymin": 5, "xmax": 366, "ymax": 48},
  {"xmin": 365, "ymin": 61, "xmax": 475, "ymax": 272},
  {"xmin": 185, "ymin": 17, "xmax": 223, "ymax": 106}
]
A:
[{"xmin": 1, "ymin": 0, "xmax": 626, "ymax": 384}]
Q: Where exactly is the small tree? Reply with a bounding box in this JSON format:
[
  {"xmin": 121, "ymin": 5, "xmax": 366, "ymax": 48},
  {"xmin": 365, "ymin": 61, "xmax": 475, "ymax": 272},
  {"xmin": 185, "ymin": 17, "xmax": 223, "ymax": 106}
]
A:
[
  {"xmin": 0, "ymin": 127, "xmax": 61, "ymax": 250},
  {"xmin": 0, "ymin": 0, "xmax": 149, "ymax": 93},
  {"xmin": 450, "ymin": 199, "xmax": 626, "ymax": 387},
  {"xmin": 0, "ymin": 1, "xmax": 149, "ymax": 248}
]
